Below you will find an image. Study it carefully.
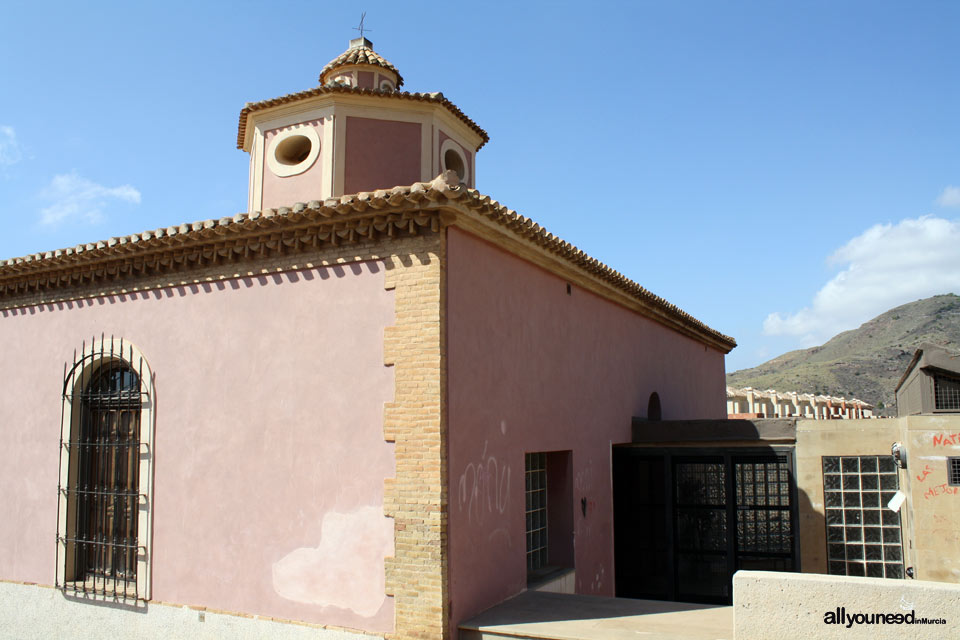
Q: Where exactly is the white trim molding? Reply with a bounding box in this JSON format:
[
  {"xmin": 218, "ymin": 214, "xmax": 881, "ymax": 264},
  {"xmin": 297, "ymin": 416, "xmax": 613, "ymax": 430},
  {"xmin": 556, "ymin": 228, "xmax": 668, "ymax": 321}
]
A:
[{"xmin": 265, "ymin": 125, "xmax": 321, "ymax": 178}]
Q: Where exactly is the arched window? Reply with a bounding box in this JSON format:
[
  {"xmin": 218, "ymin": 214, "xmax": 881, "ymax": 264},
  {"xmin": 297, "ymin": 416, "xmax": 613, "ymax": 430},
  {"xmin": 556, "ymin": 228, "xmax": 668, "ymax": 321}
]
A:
[
  {"xmin": 58, "ymin": 338, "xmax": 153, "ymax": 601},
  {"xmin": 648, "ymin": 392, "xmax": 662, "ymax": 421}
]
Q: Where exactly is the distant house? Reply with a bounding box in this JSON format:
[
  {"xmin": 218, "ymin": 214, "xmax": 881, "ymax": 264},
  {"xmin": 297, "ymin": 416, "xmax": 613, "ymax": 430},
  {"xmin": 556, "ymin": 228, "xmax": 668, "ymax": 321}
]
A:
[
  {"xmin": 895, "ymin": 342, "xmax": 960, "ymax": 416},
  {"xmin": 727, "ymin": 386, "xmax": 873, "ymax": 419}
]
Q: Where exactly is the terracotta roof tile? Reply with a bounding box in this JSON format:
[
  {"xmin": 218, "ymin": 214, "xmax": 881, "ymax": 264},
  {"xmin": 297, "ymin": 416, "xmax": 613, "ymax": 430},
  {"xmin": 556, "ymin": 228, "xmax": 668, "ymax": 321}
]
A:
[
  {"xmin": 319, "ymin": 44, "xmax": 404, "ymax": 87},
  {"xmin": 236, "ymin": 85, "xmax": 489, "ymax": 150},
  {"xmin": 0, "ymin": 173, "xmax": 734, "ymax": 351}
]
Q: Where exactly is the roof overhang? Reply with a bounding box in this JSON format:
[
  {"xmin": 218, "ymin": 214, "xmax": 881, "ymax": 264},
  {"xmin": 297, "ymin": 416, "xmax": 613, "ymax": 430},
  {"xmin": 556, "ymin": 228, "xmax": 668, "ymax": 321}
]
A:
[
  {"xmin": 895, "ymin": 342, "xmax": 960, "ymax": 392},
  {"xmin": 238, "ymin": 85, "xmax": 489, "ymax": 152},
  {"xmin": 0, "ymin": 174, "xmax": 735, "ymax": 352}
]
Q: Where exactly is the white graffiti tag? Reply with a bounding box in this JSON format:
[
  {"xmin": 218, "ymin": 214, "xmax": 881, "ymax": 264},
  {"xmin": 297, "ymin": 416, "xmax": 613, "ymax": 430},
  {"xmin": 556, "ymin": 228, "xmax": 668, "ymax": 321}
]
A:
[{"xmin": 457, "ymin": 441, "xmax": 510, "ymax": 524}]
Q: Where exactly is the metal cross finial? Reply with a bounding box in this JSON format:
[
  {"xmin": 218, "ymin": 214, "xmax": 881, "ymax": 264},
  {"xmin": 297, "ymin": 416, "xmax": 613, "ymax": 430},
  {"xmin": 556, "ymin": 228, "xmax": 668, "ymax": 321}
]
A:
[{"xmin": 354, "ymin": 12, "xmax": 372, "ymax": 40}]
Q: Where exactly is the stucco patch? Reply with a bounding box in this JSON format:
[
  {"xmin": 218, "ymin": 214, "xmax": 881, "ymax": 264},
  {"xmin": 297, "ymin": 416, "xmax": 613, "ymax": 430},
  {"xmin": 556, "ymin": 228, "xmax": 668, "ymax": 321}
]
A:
[{"xmin": 272, "ymin": 506, "xmax": 393, "ymax": 617}]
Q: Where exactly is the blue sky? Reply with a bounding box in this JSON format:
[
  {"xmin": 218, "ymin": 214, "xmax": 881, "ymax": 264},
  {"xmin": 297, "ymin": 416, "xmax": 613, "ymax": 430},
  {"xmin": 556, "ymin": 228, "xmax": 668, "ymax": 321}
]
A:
[{"xmin": 1, "ymin": 1, "xmax": 958, "ymax": 374}]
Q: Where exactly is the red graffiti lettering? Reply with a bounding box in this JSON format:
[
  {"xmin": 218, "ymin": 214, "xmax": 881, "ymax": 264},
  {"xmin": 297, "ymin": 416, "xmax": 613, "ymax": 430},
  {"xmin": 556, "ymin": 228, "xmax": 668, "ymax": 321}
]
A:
[
  {"xmin": 924, "ymin": 484, "xmax": 960, "ymax": 499},
  {"xmin": 916, "ymin": 464, "xmax": 934, "ymax": 482},
  {"xmin": 933, "ymin": 432, "xmax": 960, "ymax": 447}
]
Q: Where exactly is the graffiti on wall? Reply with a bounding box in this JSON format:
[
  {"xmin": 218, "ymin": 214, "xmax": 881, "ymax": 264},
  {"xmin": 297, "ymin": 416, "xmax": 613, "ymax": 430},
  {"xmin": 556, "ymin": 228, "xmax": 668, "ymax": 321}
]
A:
[
  {"xmin": 919, "ymin": 432, "xmax": 959, "ymax": 498},
  {"xmin": 924, "ymin": 484, "xmax": 959, "ymax": 500},
  {"xmin": 457, "ymin": 440, "xmax": 511, "ymax": 525},
  {"xmin": 932, "ymin": 432, "xmax": 960, "ymax": 447}
]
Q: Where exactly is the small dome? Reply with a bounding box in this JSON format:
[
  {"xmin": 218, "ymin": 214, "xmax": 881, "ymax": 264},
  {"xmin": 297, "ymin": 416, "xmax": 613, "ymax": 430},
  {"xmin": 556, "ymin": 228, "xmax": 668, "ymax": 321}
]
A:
[{"xmin": 319, "ymin": 38, "xmax": 404, "ymax": 88}]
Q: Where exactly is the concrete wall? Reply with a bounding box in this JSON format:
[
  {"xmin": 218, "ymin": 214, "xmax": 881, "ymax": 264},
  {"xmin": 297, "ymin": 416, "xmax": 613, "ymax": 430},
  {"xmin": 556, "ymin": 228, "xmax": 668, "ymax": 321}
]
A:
[
  {"xmin": 0, "ymin": 581, "xmax": 379, "ymax": 640},
  {"xmin": 896, "ymin": 369, "xmax": 927, "ymax": 416},
  {"xmin": 0, "ymin": 261, "xmax": 396, "ymax": 633},
  {"xmin": 898, "ymin": 415, "xmax": 960, "ymax": 583},
  {"xmin": 794, "ymin": 418, "xmax": 906, "ymax": 575},
  {"xmin": 795, "ymin": 416, "xmax": 960, "ymax": 583},
  {"xmin": 445, "ymin": 227, "xmax": 727, "ymax": 635},
  {"xmin": 734, "ymin": 570, "xmax": 959, "ymax": 639}
]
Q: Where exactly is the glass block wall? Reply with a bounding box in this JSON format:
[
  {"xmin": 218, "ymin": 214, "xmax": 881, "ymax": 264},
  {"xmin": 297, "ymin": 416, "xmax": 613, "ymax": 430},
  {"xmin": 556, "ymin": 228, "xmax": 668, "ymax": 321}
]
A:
[{"xmin": 822, "ymin": 455, "xmax": 904, "ymax": 578}]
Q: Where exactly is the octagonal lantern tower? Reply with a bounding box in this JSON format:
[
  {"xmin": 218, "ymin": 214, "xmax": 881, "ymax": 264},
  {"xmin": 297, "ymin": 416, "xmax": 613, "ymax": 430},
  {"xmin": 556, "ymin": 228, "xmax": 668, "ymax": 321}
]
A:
[{"xmin": 238, "ymin": 38, "xmax": 488, "ymax": 213}]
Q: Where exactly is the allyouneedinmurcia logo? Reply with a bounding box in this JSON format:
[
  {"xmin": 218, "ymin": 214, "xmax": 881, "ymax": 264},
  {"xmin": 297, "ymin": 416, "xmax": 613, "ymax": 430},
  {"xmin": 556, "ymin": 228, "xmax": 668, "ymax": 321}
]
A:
[{"xmin": 823, "ymin": 607, "xmax": 946, "ymax": 628}]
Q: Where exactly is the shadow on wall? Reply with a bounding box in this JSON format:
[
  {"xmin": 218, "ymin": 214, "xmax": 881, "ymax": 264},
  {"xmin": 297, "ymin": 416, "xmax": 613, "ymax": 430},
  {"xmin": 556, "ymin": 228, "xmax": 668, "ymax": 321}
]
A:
[
  {"xmin": 60, "ymin": 591, "xmax": 149, "ymax": 614},
  {"xmin": 0, "ymin": 259, "xmax": 397, "ymax": 317},
  {"xmin": 796, "ymin": 485, "xmax": 825, "ymax": 575},
  {"xmin": 462, "ymin": 590, "xmax": 728, "ymax": 628}
]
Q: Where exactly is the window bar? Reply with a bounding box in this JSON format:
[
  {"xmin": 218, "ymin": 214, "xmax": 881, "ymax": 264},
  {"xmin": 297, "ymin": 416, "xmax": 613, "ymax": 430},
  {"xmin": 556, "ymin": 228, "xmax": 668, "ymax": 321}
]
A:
[
  {"xmin": 74, "ymin": 339, "xmax": 85, "ymax": 596},
  {"xmin": 95, "ymin": 334, "xmax": 106, "ymax": 596},
  {"xmin": 79, "ymin": 337, "xmax": 91, "ymax": 595},
  {"xmin": 56, "ymin": 355, "xmax": 69, "ymax": 590},
  {"xmin": 133, "ymin": 340, "xmax": 141, "ymax": 600},
  {"xmin": 95, "ymin": 363, "xmax": 104, "ymax": 597},
  {"xmin": 114, "ymin": 337, "xmax": 122, "ymax": 598},
  {"xmin": 112, "ymin": 336, "xmax": 121, "ymax": 596},
  {"xmin": 108, "ymin": 336, "xmax": 115, "ymax": 597}
]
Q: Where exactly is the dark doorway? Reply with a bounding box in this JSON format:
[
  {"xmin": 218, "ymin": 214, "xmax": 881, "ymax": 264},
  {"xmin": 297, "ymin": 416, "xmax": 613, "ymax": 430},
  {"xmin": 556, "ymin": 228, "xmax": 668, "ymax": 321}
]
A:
[{"xmin": 613, "ymin": 447, "xmax": 798, "ymax": 604}]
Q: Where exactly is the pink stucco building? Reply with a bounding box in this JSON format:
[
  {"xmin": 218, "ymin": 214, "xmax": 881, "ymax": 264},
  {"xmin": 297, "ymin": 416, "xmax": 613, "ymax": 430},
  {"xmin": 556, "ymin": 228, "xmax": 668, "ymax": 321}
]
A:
[{"xmin": 0, "ymin": 38, "xmax": 735, "ymax": 640}]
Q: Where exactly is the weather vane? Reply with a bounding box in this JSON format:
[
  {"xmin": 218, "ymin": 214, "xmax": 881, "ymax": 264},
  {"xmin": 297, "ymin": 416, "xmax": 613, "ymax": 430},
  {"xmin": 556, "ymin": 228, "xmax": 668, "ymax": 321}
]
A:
[{"xmin": 354, "ymin": 12, "xmax": 372, "ymax": 39}]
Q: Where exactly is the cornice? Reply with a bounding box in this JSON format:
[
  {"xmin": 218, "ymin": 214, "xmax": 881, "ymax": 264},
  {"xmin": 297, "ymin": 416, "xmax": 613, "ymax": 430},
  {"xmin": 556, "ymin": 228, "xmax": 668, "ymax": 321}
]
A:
[
  {"xmin": 0, "ymin": 173, "xmax": 736, "ymax": 352},
  {"xmin": 238, "ymin": 85, "xmax": 489, "ymax": 151},
  {"xmin": 0, "ymin": 202, "xmax": 443, "ymax": 310}
]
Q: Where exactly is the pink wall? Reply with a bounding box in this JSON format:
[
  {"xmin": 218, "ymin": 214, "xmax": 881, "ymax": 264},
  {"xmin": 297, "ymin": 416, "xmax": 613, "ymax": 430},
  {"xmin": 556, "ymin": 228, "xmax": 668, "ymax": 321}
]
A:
[
  {"xmin": 445, "ymin": 227, "xmax": 726, "ymax": 633},
  {"xmin": 344, "ymin": 117, "xmax": 421, "ymax": 194},
  {"xmin": 357, "ymin": 71, "xmax": 375, "ymax": 89},
  {"xmin": 0, "ymin": 262, "xmax": 396, "ymax": 633},
  {"xmin": 261, "ymin": 120, "xmax": 324, "ymax": 211}
]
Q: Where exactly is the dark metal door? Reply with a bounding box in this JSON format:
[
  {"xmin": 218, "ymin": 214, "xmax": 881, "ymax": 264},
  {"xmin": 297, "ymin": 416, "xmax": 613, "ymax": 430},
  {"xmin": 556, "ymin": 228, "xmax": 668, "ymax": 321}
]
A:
[
  {"xmin": 733, "ymin": 456, "xmax": 794, "ymax": 573},
  {"xmin": 674, "ymin": 457, "xmax": 729, "ymax": 602},
  {"xmin": 614, "ymin": 448, "xmax": 797, "ymax": 604}
]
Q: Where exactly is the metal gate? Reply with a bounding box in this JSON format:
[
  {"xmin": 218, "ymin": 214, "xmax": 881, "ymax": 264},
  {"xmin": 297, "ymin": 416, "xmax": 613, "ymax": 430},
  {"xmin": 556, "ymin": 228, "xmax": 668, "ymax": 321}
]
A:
[{"xmin": 613, "ymin": 448, "xmax": 798, "ymax": 604}]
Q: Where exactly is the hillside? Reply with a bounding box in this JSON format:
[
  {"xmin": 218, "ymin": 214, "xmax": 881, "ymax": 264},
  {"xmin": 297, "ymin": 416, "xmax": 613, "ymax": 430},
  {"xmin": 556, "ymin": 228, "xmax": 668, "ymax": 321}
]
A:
[{"xmin": 727, "ymin": 294, "xmax": 960, "ymax": 415}]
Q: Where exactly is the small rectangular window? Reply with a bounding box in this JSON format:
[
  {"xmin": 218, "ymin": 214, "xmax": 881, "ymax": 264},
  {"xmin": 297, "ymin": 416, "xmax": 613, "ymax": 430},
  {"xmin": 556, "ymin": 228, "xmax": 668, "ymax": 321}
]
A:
[
  {"xmin": 525, "ymin": 453, "xmax": 548, "ymax": 575},
  {"xmin": 934, "ymin": 375, "xmax": 960, "ymax": 411},
  {"xmin": 949, "ymin": 458, "xmax": 960, "ymax": 487}
]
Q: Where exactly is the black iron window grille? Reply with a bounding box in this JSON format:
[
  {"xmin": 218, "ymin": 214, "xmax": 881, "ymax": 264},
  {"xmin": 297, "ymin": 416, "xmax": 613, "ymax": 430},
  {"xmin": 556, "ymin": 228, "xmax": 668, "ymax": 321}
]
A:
[
  {"xmin": 822, "ymin": 456, "xmax": 904, "ymax": 579},
  {"xmin": 525, "ymin": 452, "xmax": 548, "ymax": 573},
  {"xmin": 57, "ymin": 337, "xmax": 149, "ymax": 600},
  {"xmin": 949, "ymin": 458, "xmax": 960, "ymax": 487},
  {"xmin": 934, "ymin": 374, "xmax": 960, "ymax": 411}
]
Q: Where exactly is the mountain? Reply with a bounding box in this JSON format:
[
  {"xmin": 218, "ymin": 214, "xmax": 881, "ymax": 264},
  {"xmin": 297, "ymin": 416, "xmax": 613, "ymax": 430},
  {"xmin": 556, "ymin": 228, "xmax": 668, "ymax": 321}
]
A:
[{"xmin": 726, "ymin": 294, "xmax": 960, "ymax": 415}]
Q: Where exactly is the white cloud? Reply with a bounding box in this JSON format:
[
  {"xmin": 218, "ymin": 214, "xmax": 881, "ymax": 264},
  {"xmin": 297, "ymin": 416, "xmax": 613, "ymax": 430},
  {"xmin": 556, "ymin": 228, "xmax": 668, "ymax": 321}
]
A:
[
  {"xmin": 936, "ymin": 186, "xmax": 960, "ymax": 208},
  {"xmin": 763, "ymin": 216, "xmax": 960, "ymax": 344},
  {"xmin": 0, "ymin": 126, "xmax": 21, "ymax": 166},
  {"xmin": 39, "ymin": 171, "xmax": 140, "ymax": 227}
]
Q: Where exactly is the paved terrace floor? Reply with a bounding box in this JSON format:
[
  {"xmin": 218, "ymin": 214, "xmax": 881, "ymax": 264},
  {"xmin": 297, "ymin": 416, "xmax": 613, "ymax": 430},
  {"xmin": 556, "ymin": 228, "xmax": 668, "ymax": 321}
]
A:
[{"xmin": 459, "ymin": 591, "xmax": 733, "ymax": 640}]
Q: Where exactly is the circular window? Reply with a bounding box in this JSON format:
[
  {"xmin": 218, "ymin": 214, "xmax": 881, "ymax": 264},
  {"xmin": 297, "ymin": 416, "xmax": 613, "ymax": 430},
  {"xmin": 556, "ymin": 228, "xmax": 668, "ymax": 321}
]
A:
[
  {"xmin": 441, "ymin": 140, "xmax": 468, "ymax": 183},
  {"xmin": 380, "ymin": 79, "xmax": 395, "ymax": 91},
  {"xmin": 266, "ymin": 125, "xmax": 321, "ymax": 178},
  {"xmin": 275, "ymin": 135, "xmax": 312, "ymax": 165}
]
